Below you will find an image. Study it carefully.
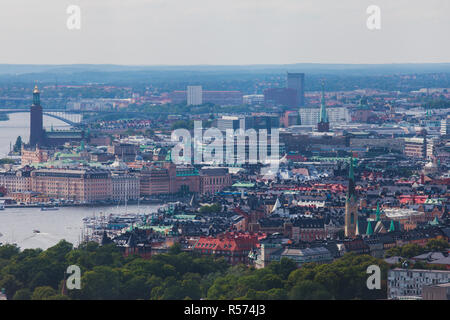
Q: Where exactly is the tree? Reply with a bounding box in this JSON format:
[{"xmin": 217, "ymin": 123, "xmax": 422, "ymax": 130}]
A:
[
  {"xmin": 13, "ymin": 136, "xmax": 22, "ymax": 153},
  {"xmin": 79, "ymin": 266, "xmax": 121, "ymax": 300},
  {"xmin": 31, "ymin": 286, "xmax": 57, "ymax": 300},
  {"xmin": 120, "ymin": 275, "xmax": 151, "ymax": 300},
  {"xmin": 13, "ymin": 288, "xmax": 32, "ymax": 300},
  {"xmin": 425, "ymin": 239, "xmax": 449, "ymax": 252},
  {"xmin": 199, "ymin": 203, "xmax": 222, "ymax": 214},
  {"xmin": 0, "ymin": 244, "xmax": 20, "ymax": 260},
  {"xmin": 289, "ymin": 280, "xmax": 331, "ymax": 300},
  {"xmin": 168, "ymin": 243, "xmax": 182, "ymax": 255}
]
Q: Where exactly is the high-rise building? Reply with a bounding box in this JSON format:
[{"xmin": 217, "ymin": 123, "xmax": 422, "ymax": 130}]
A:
[
  {"xmin": 317, "ymin": 82, "xmax": 330, "ymax": 132},
  {"xmin": 345, "ymin": 157, "xmax": 358, "ymax": 238},
  {"xmin": 287, "ymin": 72, "xmax": 305, "ymax": 107},
  {"xmin": 29, "ymin": 85, "xmax": 45, "ymax": 146},
  {"xmin": 187, "ymin": 86, "xmax": 203, "ymax": 106},
  {"xmin": 441, "ymin": 116, "xmax": 450, "ymax": 136},
  {"xmin": 172, "ymin": 88, "xmax": 243, "ymax": 106}
]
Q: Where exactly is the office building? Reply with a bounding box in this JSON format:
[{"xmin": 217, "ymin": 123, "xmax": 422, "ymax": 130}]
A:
[
  {"xmin": 388, "ymin": 268, "xmax": 450, "ymax": 299},
  {"xmin": 171, "ymin": 89, "xmax": 243, "ymax": 106},
  {"xmin": 299, "ymin": 106, "xmax": 349, "ymax": 126},
  {"xmin": 187, "ymin": 86, "xmax": 203, "ymax": 106},
  {"xmin": 30, "ymin": 168, "xmax": 112, "ymax": 203},
  {"xmin": 287, "ymin": 72, "xmax": 305, "ymax": 107},
  {"xmin": 243, "ymin": 94, "xmax": 264, "ymax": 105},
  {"xmin": 441, "ymin": 116, "xmax": 450, "ymax": 136}
]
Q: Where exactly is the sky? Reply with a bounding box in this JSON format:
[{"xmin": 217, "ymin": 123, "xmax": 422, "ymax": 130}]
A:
[{"xmin": 0, "ymin": 0, "xmax": 448, "ymax": 65}]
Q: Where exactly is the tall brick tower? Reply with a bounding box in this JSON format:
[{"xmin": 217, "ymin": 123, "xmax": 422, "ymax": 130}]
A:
[
  {"xmin": 344, "ymin": 157, "xmax": 358, "ymax": 237},
  {"xmin": 30, "ymin": 85, "xmax": 44, "ymax": 147}
]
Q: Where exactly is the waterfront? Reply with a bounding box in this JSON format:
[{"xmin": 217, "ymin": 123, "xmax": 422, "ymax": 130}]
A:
[
  {"xmin": 0, "ymin": 112, "xmax": 70, "ymax": 157},
  {"xmin": 0, "ymin": 204, "xmax": 161, "ymax": 250}
]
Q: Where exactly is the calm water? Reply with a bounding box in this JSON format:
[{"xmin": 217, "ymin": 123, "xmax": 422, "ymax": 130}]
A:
[
  {"xmin": 0, "ymin": 112, "xmax": 70, "ymax": 157},
  {"xmin": 0, "ymin": 205, "xmax": 161, "ymax": 250}
]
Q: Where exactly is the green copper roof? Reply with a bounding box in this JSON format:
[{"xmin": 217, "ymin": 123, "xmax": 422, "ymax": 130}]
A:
[
  {"xmin": 389, "ymin": 220, "xmax": 395, "ymax": 232},
  {"xmin": 232, "ymin": 182, "xmax": 255, "ymax": 188},
  {"xmin": 173, "ymin": 214, "xmax": 196, "ymax": 220},
  {"xmin": 358, "ymin": 96, "xmax": 370, "ymax": 110},
  {"xmin": 366, "ymin": 221, "xmax": 373, "ymax": 235},
  {"xmin": 349, "ymin": 156, "xmax": 354, "ymax": 180},
  {"xmin": 375, "ymin": 203, "xmax": 381, "ymax": 221}
]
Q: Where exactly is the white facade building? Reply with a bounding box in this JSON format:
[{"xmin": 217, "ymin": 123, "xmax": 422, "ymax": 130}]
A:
[
  {"xmin": 243, "ymin": 94, "xmax": 264, "ymax": 105},
  {"xmin": 388, "ymin": 268, "xmax": 450, "ymax": 300},
  {"xmin": 187, "ymin": 86, "xmax": 203, "ymax": 106},
  {"xmin": 299, "ymin": 106, "xmax": 349, "ymax": 126},
  {"xmin": 111, "ymin": 173, "xmax": 140, "ymax": 202},
  {"xmin": 441, "ymin": 116, "xmax": 450, "ymax": 136}
]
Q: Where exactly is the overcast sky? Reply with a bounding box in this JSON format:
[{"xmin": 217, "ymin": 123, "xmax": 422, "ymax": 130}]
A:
[{"xmin": 0, "ymin": 0, "xmax": 448, "ymax": 65}]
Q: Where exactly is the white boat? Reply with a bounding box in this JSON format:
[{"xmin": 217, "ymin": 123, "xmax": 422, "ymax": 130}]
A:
[{"xmin": 41, "ymin": 206, "xmax": 59, "ymax": 211}]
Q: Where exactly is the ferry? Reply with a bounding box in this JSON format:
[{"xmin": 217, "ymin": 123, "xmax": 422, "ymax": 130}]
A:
[{"xmin": 41, "ymin": 206, "xmax": 59, "ymax": 211}]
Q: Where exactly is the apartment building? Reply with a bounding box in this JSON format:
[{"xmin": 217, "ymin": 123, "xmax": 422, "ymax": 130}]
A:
[
  {"xmin": 30, "ymin": 168, "xmax": 112, "ymax": 203},
  {"xmin": 388, "ymin": 268, "xmax": 450, "ymax": 299}
]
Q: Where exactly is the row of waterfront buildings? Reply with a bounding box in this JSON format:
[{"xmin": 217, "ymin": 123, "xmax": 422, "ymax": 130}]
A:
[{"xmin": 0, "ymin": 164, "xmax": 231, "ymax": 204}]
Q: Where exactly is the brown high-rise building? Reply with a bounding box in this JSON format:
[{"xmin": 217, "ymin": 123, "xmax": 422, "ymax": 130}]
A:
[
  {"xmin": 287, "ymin": 72, "xmax": 305, "ymax": 107},
  {"xmin": 344, "ymin": 158, "xmax": 358, "ymax": 238},
  {"xmin": 29, "ymin": 85, "xmax": 45, "ymax": 147}
]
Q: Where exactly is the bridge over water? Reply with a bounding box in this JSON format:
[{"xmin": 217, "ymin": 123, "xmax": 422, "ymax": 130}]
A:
[
  {"xmin": 0, "ymin": 109, "xmax": 82, "ymax": 126},
  {"xmin": 0, "ymin": 108, "xmax": 168, "ymax": 125}
]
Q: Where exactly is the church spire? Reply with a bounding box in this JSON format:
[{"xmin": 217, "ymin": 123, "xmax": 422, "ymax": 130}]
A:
[
  {"xmin": 317, "ymin": 81, "xmax": 330, "ymax": 132},
  {"xmin": 344, "ymin": 155, "xmax": 358, "ymax": 238},
  {"xmin": 366, "ymin": 221, "xmax": 373, "ymax": 236},
  {"xmin": 375, "ymin": 203, "xmax": 381, "ymax": 221},
  {"xmin": 347, "ymin": 157, "xmax": 356, "ymax": 200},
  {"xmin": 319, "ymin": 81, "xmax": 328, "ymax": 123},
  {"xmin": 389, "ymin": 220, "xmax": 395, "ymax": 232}
]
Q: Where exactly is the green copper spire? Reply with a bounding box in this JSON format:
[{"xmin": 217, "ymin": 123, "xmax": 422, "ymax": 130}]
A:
[
  {"xmin": 389, "ymin": 220, "xmax": 395, "ymax": 232},
  {"xmin": 319, "ymin": 81, "xmax": 328, "ymax": 123},
  {"xmin": 375, "ymin": 203, "xmax": 381, "ymax": 221},
  {"xmin": 349, "ymin": 157, "xmax": 354, "ymax": 180},
  {"xmin": 366, "ymin": 221, "xmax": 373, "ymax": 236}
]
